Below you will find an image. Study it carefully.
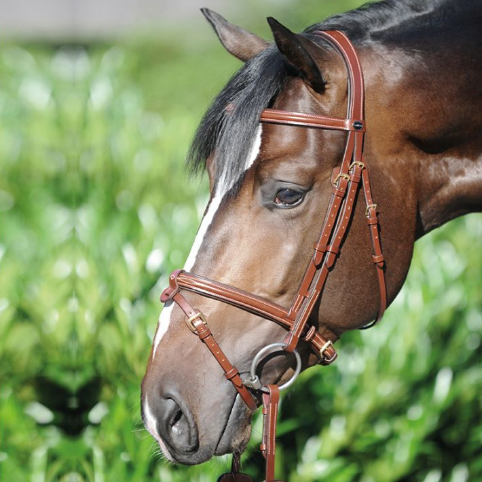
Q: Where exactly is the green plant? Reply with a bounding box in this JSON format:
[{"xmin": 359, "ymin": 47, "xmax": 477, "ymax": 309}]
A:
[{"xmin": 1, "ymin": 4, "xmax": 481, "ymax": 479}]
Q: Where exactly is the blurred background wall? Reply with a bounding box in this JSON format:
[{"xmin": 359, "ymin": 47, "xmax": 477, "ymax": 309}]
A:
[
  {"xmin": 0, "ymin": 0, "xmax": 236, "ymax": 39},
  {"xmin": 1, "ymin": 1, "xmax": 481, "ymax": 482}
]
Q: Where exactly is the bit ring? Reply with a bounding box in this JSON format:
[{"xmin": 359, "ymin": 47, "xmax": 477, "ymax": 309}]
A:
[{"xmin": 247, "ymin": 342, "xmax": 302, "ymax": 393}]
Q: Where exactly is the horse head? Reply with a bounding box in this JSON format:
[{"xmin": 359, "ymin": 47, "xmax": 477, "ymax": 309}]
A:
[{"xmin": 141, "ymin": 6, "xmax": 482, "ymax": 467}]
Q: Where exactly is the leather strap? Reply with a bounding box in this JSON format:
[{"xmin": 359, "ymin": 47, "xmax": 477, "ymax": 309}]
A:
[
  {"xmin": 282, "ymin": 133, "xmax": 362, "ymax": 352},
  {"xmin": 359, "ymin": 159, "xmax": 387, "ymax": 328},
  {"xmin": 168, "ymin": 288, "xmax": 257, "ymax": 411},
  {"xmin": 161, "ymin": 270, "xmax": 337, "ymax": 364},
  {"xmin": 314, "ymin": 30, "xmax": 365, "ymax": 121},
  {"xmin": 260, "ymin": 109, "xmax": 365, "ymax": 132},
  {"xmin": 260, "ymin": 385, "xmax": 280, "ymax": 482}
]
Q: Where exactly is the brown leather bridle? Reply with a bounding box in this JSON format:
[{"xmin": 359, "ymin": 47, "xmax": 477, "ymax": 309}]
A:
[{"xmin": 160, "ymin": 30, "xmax": 387, "ymax": 482}]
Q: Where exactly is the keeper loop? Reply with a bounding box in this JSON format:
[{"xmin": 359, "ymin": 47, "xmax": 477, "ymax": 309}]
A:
[
  {"xmin": 224, "ymin": 367, "xmax": 239, "ymax": 380},
  {"xmin": 326, "ymin": 245, "xmax": 340, "ymax": 255},
  {"xmin": 372, "ymin": 254, "xmax": 385, "ymax": 265}
]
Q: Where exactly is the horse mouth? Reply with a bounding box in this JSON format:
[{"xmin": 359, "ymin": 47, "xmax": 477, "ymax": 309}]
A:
[{"xmin": 214, "ymin": 392, "xmax": 254, "ymax": 456}]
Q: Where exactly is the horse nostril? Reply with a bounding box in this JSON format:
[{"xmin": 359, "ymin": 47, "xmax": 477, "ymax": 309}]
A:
[
  {"xmin": 159, "ymin": 397, "xmax": 199, "ymax": 453},
  {"xmin": 170, "ymin": 405, "xmax": 185, "ymax": 437},
  {"xmin": 171, "ymin": 406, "xmax": 183, "ymax": 431}
]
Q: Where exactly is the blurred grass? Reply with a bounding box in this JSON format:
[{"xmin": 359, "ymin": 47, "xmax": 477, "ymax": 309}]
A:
[{"xmin": 0, "ymin": 2, "xmax": 481, "ymax": 481}]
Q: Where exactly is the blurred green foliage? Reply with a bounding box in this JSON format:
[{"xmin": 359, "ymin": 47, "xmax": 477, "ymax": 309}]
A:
[{"xmin": 1, "ymin": 2, "xmax": 481, "ymax": 481}]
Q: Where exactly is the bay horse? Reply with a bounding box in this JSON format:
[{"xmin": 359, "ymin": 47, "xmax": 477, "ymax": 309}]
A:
[{"xmin": 142, "ymin": 0, "xmax": 482, "ymax": 478}]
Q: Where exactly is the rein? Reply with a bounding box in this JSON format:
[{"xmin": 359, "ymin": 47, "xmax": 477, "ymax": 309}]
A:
[{"xmin": 160, "ymin": 30, "xmax": 387, "ymax": 482}]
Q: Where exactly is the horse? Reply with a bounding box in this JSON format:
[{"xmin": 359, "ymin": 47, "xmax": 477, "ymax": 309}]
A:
[{"xmin": 141, "ymin": 0, "xmax": 482, "ymax": 477}]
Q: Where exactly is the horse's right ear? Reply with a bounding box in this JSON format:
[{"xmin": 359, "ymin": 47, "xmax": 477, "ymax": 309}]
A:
[
  {"xmin": 201, "ymin": 8, "xmax": 270, "ymax": 62},
  {"xmin": 267, "ymin": 17, "xmax": 325, "ymax": 93}
]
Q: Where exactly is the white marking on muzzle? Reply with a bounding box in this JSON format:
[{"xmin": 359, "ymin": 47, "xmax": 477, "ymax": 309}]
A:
[
  {"xmin": 153, "ymin": 126, "xmax": 263, "ymax": 355},
  {"xmin": 143, "ymin": 397, "xmax": 175, "ymax": 462}
]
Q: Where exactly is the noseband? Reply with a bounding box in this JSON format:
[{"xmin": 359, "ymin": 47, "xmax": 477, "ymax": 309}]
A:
[{"xmin": 160, "ymin": 30, "xmax": 387, "ymax": 482}]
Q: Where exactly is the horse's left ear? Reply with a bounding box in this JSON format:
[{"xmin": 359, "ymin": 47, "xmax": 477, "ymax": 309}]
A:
[
  {"xmin": 267, "ymin": 17, "xmax": 325, "ymax": 93},
  {"xmin": 201, "ymin": 8, "xmax": 270, "ymax": 62}
]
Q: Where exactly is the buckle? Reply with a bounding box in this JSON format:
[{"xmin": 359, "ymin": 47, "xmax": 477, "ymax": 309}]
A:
[
  {"xmin": 319, "ymin": 340, "xmax": 333, "ymax": 359},
  {"xmin": 186, "ymin": 311, "xmax": 208, "ymax": 333},
  {"xmin": 365, "ymin": 203, "xmax": 377, "ymax": 216},
  {"xmin": 333, "ymin": 173, "xmax": 350, "ymax": 185},
  {"xmin": 349, "ymin": 161, "xmax": 365, "ymax": 170}
]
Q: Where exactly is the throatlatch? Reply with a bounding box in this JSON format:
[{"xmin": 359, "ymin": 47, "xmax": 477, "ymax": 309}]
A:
[{"xmin": 161, "ymin": 30, "xmax": 386, "ymax": 482}]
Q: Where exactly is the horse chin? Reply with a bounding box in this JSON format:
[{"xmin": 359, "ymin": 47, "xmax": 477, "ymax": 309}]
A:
[{"xmin": 214, "ymin": 395, "xmax": 253, "ymax": 457}]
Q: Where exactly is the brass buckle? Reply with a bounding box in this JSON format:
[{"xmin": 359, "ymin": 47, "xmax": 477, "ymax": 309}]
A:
[
  {"xmin": 186, "ymin": 311, "xmax": 208, "ymax": 333},
  {"xmin": 319, "ymin": 340, "xmax": 333, "ymax": 359},
  {"xmin": 333, "ymin": 173, "xmax": 350, "ymax": 185},
  {"xmin": 349, "ymin": 161, "xmax": 365, "ymax": 170},
  {"xmin": 365, "ymin": 204, "xmax": 377, "ymax": 216}
]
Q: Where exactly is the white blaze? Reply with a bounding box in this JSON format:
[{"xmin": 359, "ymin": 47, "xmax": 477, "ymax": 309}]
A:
[
  {"xmin": 147, "ymin": 126, "xmax": 262, "ymax": 457},
  {"xmin": 183, "ymin": 194, "xmax": 223, "ymax": 272},
  {"xmin": 153, "ymin": 126, "xmax": 262, "ymax": 355}
]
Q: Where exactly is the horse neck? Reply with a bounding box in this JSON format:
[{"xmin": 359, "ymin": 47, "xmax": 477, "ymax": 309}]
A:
[{"xmin": 361, "ymin": 27, "xmax": 482, "ymax": 238}]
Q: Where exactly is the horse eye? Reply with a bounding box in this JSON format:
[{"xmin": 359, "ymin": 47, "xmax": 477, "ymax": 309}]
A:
[{"xmin": 274, "ymin": 188, "xmax": 304, "ymax": 207}]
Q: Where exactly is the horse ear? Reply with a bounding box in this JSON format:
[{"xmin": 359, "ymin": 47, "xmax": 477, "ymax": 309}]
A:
[
  {"xmin": 201, "ymin": 8, "xmax": 270, "ymax": 62},
  {"xmin": 267, "ymin": 17, "xmax": 325, "ymax": 93}
]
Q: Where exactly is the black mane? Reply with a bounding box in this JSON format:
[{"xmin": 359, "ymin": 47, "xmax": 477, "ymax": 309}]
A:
[
  {"xmin": 187, "ymin": 45, "xmax": 288, "ymax": 192},
  {"xmin": 187, "ymin": 0, "xmax": 481, "ymax": 190}
]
